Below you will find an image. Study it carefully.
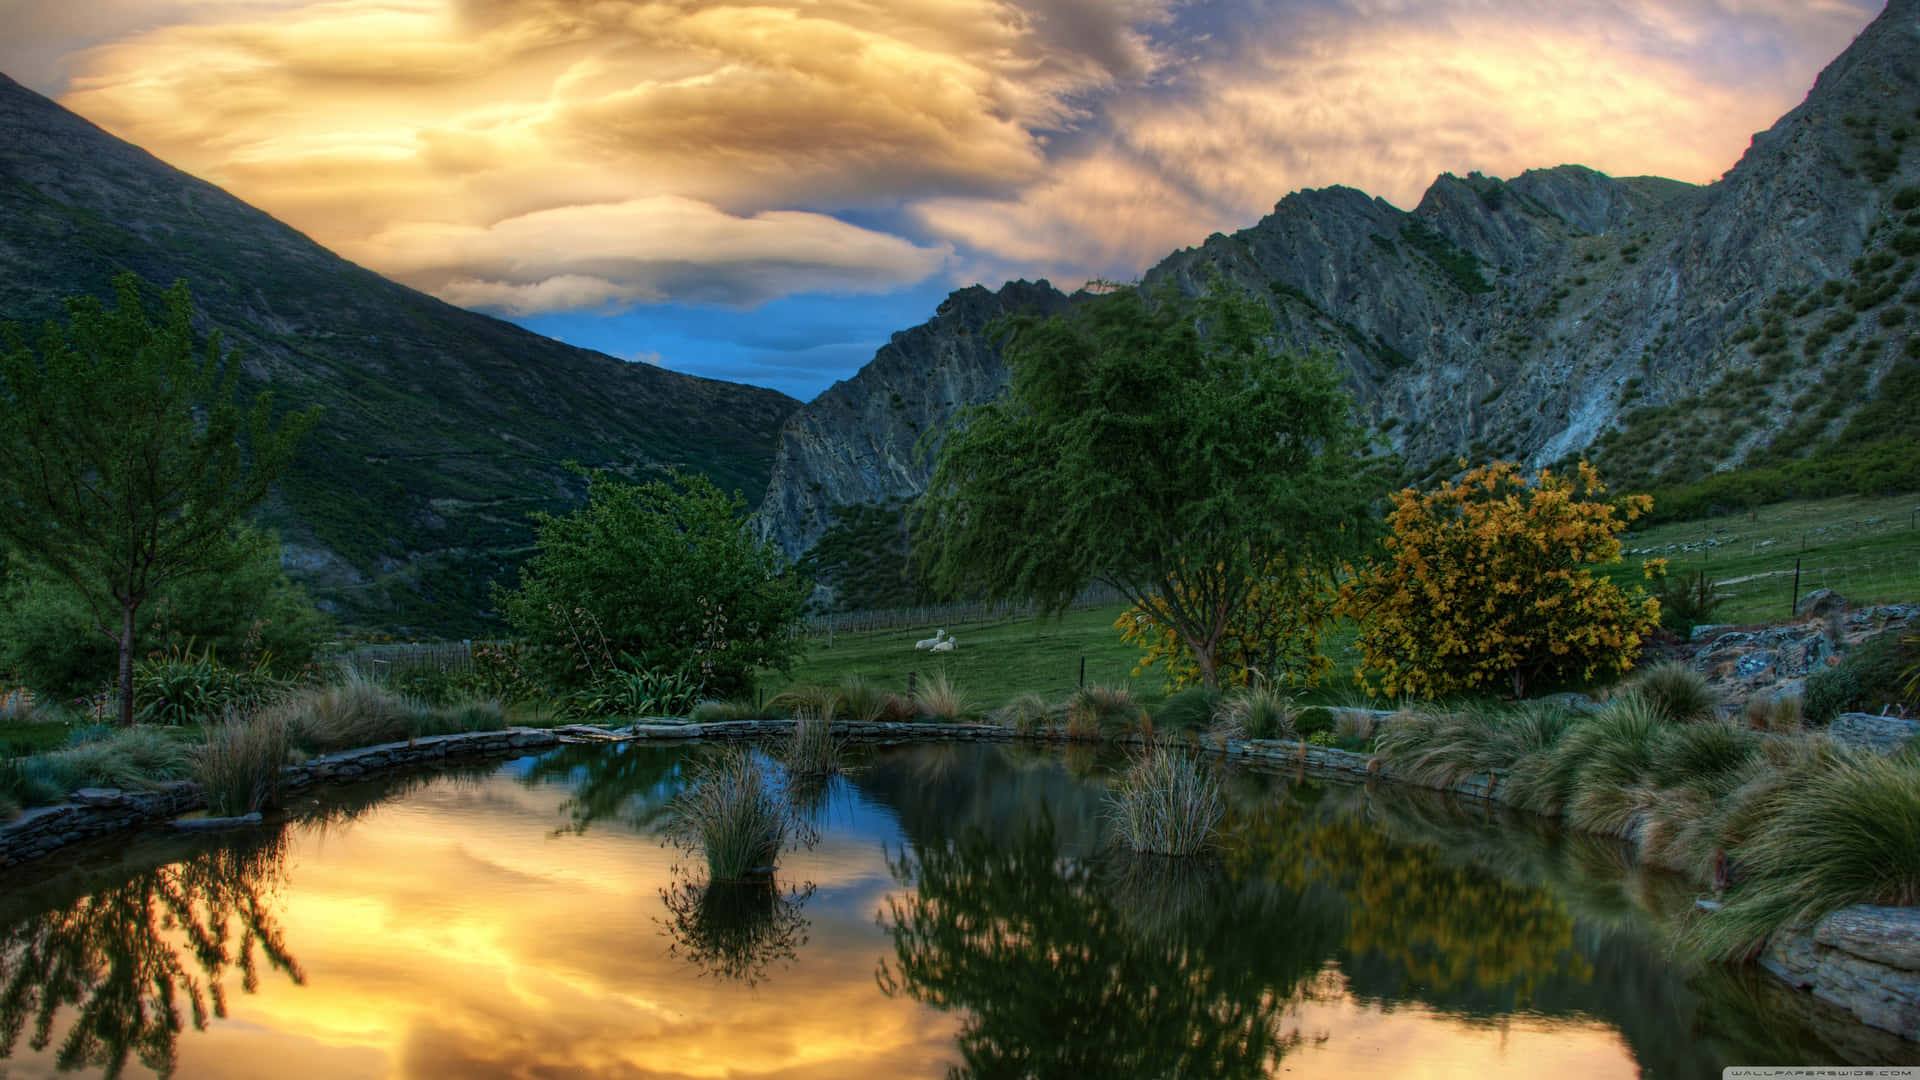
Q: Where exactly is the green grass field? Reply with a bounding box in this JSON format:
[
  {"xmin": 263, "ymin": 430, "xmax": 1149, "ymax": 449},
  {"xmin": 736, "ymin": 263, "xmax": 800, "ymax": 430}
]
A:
[
  {"xmin": 765, "ymin": 491, "xmax": 1920, "ymax": 712},
  {"xmin": 1605, "ymin": 491, "xmax": 1920, "ymax": 625}
]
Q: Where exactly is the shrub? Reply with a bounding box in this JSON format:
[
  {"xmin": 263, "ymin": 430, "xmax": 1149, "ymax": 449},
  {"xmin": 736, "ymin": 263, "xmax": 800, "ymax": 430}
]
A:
[
  {"xmin": 1066, "ymin": 685, "xmax": 1146, "ymax": 740},
  {"xmin": 199, "ymin": 712, "xmax": 291, "ymax": 815},
  {"xmin": 1216, "ymin": 685, "xmax": 1293, "ymax": 740},
  {"xmin": 1338, "ymin": 461, "xmax": 1662, "ymax": 698},
  {"xmin": 1805, "ymin": 662, "xmax": 1860, "ymax": 726},
  {"xmin": 0, "ymin": 756, "xmax": 62, "ymax": 809},
  {"xmin": 1657, "ymin": 570, "xmax": 1724, "ymax": 637},
  {"xmin": 1806, "ymin": 631, "xmax": 1915, "ymax": 725},
  {"xmin": 1152, "ymin": 687, "xmax": 1223, "ymax": 735},
  {"xmin": 565, "ymin": 658, "xmax": 702, "ymax": 719},
  {"xmin": 134, "ymin": 642, "xmax": 290, "ymax": 725},
  {"xmin": 1292, "ymin": 706, "xmax": 1337, "ymax": 738},
  {"xmin": 913, "ymin": 671, "xmax": 975, "ymax": 723},
  {"xmin": 1116, "ymin": 565, "xmax": 1336, "ymax": 692},
  {"xmin": 1686, "ymin": 752, "xmax": 1920, "ymax": 961},
  {"xmin": 1631, "ymin": 662, "xmax": 1719, "ymax": 723},
  {"xmin": 996, "ymin": 692, "xmax": 1053, "ymax": 735},
  {"xmin": 1105, "ymin": 745, "xmax": 1224, "ymax": 856},
  {"xmin": 494, "ymin": 467, "xmax": 809, "ymax": 698},
  {"xmin": 666, "ymin": 749, "xmax": 792, "ymax": 881}
]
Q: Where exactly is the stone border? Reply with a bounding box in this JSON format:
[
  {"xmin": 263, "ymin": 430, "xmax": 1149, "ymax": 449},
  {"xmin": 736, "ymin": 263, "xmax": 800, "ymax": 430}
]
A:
[{"xmin": 2, "ymin": 715, "xmax": 1912, "ymax": 1041}]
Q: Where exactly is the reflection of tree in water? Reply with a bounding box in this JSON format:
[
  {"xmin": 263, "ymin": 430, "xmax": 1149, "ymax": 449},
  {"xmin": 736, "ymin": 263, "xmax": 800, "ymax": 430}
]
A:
[
  {"xmin": 521, "ymin": 741, "xmax": 691, "ymax": 835},
  {"xmin": 878, "ymin": 817, "xmax": 1343, "ymax": 1080},
  {"xmin": 657, "ymin": 871, "xmax": 816, "ymax": 987},
  {"xmin": 0, "ymin": 830, "xmax": 302, "ymax": 1079}
]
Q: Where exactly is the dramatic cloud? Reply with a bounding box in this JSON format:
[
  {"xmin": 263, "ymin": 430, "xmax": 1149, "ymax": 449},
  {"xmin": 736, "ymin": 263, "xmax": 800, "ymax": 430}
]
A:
[{"xmin": 1, "ymin": 0, "xmax": 1882, "ymax": 388}]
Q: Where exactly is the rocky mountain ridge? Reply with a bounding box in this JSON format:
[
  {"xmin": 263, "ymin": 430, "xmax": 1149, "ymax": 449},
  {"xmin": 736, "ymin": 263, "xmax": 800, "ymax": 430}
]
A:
[
  {"xmin": 0, "ymin": 73, "xmax": 797, "ymax": 633},
  {"xmin": 756, "ymin": 0, "xmax": 1920, "ymax": 565}
]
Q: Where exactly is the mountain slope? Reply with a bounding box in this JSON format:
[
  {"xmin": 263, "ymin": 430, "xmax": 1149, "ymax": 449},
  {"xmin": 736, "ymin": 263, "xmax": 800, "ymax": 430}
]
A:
[
  {"xmin": 757, "ymin": 0, "xmax": 1920, "ymax": 563},
  {"xmin": 0, "ymin": 73, "xmax": 797, "ymax": 633}
]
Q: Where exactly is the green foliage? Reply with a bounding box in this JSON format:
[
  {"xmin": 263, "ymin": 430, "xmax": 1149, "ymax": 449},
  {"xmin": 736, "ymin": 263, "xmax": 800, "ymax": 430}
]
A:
[
  {"xmin": 132, "ymin": 643, "xmax": 291, "ymax": 726},
  {"xmin": 1804, "ymin": 630, "xmax": 1917, "ymax": 725},
  {"xmin": 497, "ymin": 467, "xmax": 809, "ymax": 698},
  {"xmin": 564, "ymin": 657, "xmax": 703, "ymax": 720},
  {"xmin": 0, "ymin": 527, "xmax": 324, "ymax": 703},
  {"xmin": 1656, "ymin": 570, "xmax": 1724, "ymax": 637},
  {"xmin": 1292, "ymin": 706, "xmax": 1337, "ymax": 738},
  {"xmin": 0, "ymin": 274, "xmax": 320, "ymax": 725},
  {"xmin": 1400, "ymin": 219, "xmax": 1495, "ymax": 294},
  {"xmin": 1152, "ymin": 687, "xmax": 1223, "ymax": 735},
  {"xmin": 916, "ymin": 276, "xmax": 1381, "ymax": 689},
  {"xmin": 793, "ymin": 499, "xmax": 925, "ymax": 611}
]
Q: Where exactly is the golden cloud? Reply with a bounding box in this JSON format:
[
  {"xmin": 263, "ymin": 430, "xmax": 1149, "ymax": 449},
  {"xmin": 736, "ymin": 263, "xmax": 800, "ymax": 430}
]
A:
[{"xmin": 29, "ymin": 0, "xmax": 1879, "ymax": 315}]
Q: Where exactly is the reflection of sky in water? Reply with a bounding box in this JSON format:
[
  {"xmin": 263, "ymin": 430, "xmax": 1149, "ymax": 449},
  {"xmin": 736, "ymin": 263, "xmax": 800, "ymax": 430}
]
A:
[{"xmin": 1, "ymin": 743, "xmax": 1904, "ymax": 1079}]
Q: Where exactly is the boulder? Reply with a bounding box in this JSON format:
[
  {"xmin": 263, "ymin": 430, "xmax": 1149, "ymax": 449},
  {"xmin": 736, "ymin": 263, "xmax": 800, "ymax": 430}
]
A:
[{"xmin": 1797, "ymin": 588, "xmax": 1846, "ymax": 617}]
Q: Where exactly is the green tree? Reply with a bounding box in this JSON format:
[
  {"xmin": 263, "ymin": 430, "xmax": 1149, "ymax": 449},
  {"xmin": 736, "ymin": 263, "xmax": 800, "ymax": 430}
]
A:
[
  {"xmin": 0, "ymin": 275, "xmax": 320, "ymax": 725},
  {"xmin": 494, "ymin": 467, "xmax": 809, "ymax": 697},
  {"xmin": 0, "ymin": 525, "xmax": 328, "ymax": 701},
  {"xmin": 914, "ymin": 279, "xmax": 1380, "ymax": 688}
]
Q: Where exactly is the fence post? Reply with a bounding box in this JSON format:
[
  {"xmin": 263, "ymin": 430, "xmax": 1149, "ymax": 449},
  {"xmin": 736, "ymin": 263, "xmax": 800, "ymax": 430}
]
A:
[
  {"xmin": 1791, "ymin": 556, "xmax": 1802, "ymax": 619},
  {"xmin": 1079, "ymin": 656, "xmax": 1085, "ymax": 689},
  {"xmin": 908, "ymin": 671, "xmax": 917, "ymax": 697}
]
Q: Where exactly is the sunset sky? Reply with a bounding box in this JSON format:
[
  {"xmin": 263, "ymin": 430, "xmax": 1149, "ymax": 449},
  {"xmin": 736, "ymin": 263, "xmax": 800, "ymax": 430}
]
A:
[{"xmin": 0, "ymin": 0, "xmax": 1883, "ymax": 399}]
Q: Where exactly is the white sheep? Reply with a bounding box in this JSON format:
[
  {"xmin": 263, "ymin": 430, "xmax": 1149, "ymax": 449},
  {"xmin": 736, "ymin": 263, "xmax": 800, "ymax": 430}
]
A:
[
  {"xmin": 914, "ymin": 628, "xmax": 947, "ymax": 651},
  {"xmin": 931, "ymin": 636, "xmax": 958, "ymax": 652}
]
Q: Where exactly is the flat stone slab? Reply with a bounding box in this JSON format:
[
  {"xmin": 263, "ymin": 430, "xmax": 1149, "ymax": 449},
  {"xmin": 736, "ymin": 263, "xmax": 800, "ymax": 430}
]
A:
[
  {"xmin": 1816, "ymin": 906, "xmax": 1920, "ymax": 971},
  {"xmin": 172, "ymin": 813, "xmax": 264, "ymax": 831},
  {"xmin": 1829, "ymin": 713, "xmax": 1920, "ymax": 755}
]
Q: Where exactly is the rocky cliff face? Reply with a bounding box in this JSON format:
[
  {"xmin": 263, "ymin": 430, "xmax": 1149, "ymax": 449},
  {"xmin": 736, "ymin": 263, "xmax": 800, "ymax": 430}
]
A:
[{"xmin": 758, "ymin": 0, "xmax": 1920, "ymax": 562}]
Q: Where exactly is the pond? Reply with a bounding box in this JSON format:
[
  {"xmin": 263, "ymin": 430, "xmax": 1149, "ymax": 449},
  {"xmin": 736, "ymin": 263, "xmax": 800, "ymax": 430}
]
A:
[{"xmin": 1, "ymin": 740, "xmax": 1914, "ymax": 1078}]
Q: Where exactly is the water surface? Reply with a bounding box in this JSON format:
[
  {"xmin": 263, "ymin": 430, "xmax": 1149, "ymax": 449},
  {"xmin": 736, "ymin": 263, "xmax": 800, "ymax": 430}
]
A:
[{"xmin": 2, "ymin": 741, "xmax": 1914, "ymax": 1078}]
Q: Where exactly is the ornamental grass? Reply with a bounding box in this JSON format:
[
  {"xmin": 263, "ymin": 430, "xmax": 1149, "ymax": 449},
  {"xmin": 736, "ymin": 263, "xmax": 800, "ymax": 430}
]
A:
[
  {"xmin": 199, "ymin": 711, "xmax": 292, "ymax": 815},
  {"xmin": 667, "ymin": 748, "xmax": 791, "ymax": 882},
  {"xmin": 1106, "ymin": 745, "xmax": 1224, "ymax": 857}
]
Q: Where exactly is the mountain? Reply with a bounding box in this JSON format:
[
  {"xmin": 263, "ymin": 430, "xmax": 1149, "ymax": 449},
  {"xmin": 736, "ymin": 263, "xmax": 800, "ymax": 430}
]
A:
[
  {"xmin": 756, "ymin": 0, "xmax": 1920, "ymax": 568},
  {"xmin": 0, "ymin": 73, "xmax": 797, "ymax": 634}
]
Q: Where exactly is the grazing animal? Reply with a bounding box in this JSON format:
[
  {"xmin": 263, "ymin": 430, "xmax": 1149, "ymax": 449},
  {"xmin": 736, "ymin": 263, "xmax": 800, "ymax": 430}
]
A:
[
  {"xmin": 932, "ymin": 637, "xmax": 958, "ymax": 652},
  {"xmin": 915, "ymin": 629, "xmax": 947, "ymax": 651}
]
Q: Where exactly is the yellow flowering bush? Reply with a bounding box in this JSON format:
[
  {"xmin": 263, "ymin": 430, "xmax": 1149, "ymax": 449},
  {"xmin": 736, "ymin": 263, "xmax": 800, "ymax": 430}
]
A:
[
  {"xmin": 1337, "ymin": 461, "xmax": 1663, "ymax": 699},
  {"xmin": 1117, "ymin": 563, "xmax": 1335, "ymax": 691}
]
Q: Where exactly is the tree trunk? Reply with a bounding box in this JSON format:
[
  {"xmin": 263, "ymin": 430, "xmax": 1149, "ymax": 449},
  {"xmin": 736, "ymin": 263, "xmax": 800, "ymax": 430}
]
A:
[
  {"xmin": 117, "ymin": 601, "xmax": 136, "ymax": 727},
  {"xmin": 1192, "ymin": 640, "xmax": 1219, "ymax": 691}
]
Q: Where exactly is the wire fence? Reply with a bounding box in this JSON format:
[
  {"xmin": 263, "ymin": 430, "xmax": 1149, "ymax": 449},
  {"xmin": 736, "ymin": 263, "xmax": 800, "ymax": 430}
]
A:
[{"xmin": 796, "ymin": 585, "xmax": 1128, "ymax": 638}]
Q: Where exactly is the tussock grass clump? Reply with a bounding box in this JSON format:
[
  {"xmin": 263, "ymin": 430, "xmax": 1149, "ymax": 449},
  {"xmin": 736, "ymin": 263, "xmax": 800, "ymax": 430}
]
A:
[
  {"xmin": 1374, "ymin": 702, "xmax": 1571, "ymax": 792},
  {"xmin": 769, "ymin": 684, "xmax": 836, "ymax": 719},
  {"xmin": 199, "ymin": 712, "xmax": 292, "ymax": 815},
  {"xmin": 1686, "ymin": 752, "xmax": 1920, "ymax": 961},
  {"xmin": 783, "ymin": 708, "xmax": 840, "ymax": 778},
  {"xmin": 836, "ymin": 676, "xmax": 891, "ymax": 724},
  {"xmin": 1334, "ymin": 709, "xmax": 1379, "ymax": 746},
  {"xmin": 38, "ymin": 727, "xmax": 196, "ymax": 792},
  {"xmin": 690, "ymin": 699, "xmax": 783, "ymax": 724},
  {"xmin": 667, "ymin": 749, "xmax": 792, "ymax": 882},
  {"xmin": 1067, "ymin": 685, "xmax": 1145, "ymax": 740},
  {"xmin": 1742, "ymin": 693, "xmax": 1803, "ymax": 733},
  {"xmin": 996, "ymin": 692, "xmax": 1053, "ymax": 735},
  {"xmin": 1631, "ymin": 662, "xmax": 1720, "ymax": 723},
  {"xmin": 1152, "ymin": 687, "xmax": 1222, "ymax": 736},
  {"xmin": 913, "ymin": 671, "xmax": 975, "ymax": 722},
  {"xmin": 282, "ymin": 672, "xmax": 505, "ymax": 753},
  {"xmin": 1106, "ymin": 745, "xmax": 1224, "ymax": 856},
  {"xmin": 1216, "ymin": 685, "xmax": 1292, "ymax": 741},
  {"xmin": 1518, "ymin": 696, "xmax": 1664, "ymax": 822}
]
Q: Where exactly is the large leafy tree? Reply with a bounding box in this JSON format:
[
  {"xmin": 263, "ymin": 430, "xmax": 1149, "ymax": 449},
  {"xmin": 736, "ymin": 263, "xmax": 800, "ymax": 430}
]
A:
[
  {"xmin": 494, "ymin": 467, "xmax": 810, "ymax": 697},
  {"xmin": 914, "ymin": 278, "xmax": 1381, "ymax": 688},
  {"xmin": 0, "ymin": 275, "xmax": 319, "ymax": 725}
]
